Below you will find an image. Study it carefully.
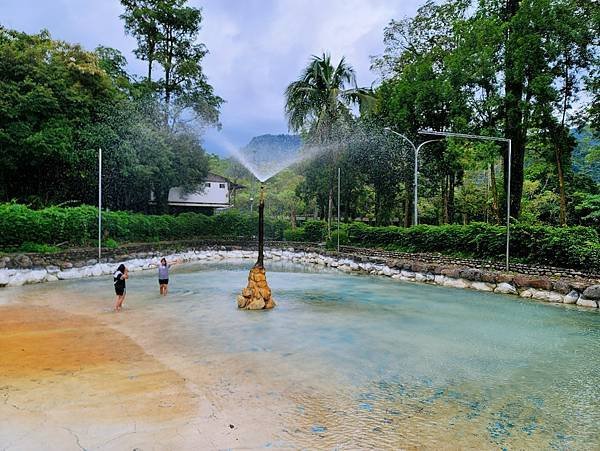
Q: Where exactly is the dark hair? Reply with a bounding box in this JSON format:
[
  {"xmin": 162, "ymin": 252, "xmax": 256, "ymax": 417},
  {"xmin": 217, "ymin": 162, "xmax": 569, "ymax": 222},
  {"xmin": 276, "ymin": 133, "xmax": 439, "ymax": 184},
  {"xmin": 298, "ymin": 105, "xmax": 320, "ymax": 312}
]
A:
[
  {"xmin": 117, "ymin": 264, "xmax": 126, "ymax": 273},
  {"xmin": 160, "ymin": 258, "xmax": 167, "ymax": 265}
]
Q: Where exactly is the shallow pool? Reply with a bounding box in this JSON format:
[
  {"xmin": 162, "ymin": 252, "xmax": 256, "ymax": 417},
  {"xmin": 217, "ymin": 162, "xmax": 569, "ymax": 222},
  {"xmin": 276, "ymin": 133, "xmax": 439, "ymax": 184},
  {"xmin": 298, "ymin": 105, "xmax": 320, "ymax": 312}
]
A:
[{"xmin": 3, "ymin": 260, "xmax": 599, "ymax": 449}]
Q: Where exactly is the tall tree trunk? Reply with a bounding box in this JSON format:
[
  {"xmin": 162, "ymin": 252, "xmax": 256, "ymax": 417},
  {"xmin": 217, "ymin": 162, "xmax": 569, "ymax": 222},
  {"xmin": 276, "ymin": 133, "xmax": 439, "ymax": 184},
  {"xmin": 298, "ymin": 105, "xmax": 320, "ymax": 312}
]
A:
[
  {"xmin": 555, "ymin": 145, "xmax": 567, "ymax": 226},
  {"xmin": 290, "ymin": 206, "xmax": 297, "ymax": 229},
  {"xmin": 490, "ymin": 162, "xmax": 501, "ymax": 224},
  {"xmin": 448, "ymin": 172, "xmax": 455, "ymax": 224},
  {"xmin": 403, "ymin": 191, "xmax": 410, "ymax": 227},
  {"xmin": 442, "ymin": 175, "xmax": 449, "ymax": 224},
  {"xmin": 504, "ymin": 0, "xmax": 526, "ymax": 220}
]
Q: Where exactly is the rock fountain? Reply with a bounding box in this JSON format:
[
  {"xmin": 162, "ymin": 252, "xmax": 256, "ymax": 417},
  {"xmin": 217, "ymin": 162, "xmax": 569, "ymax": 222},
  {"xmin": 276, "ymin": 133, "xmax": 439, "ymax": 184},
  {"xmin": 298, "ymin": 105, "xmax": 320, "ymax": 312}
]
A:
[{"xmin": 237, "ymin": 185, "xmax": 276, "ymax": 310}]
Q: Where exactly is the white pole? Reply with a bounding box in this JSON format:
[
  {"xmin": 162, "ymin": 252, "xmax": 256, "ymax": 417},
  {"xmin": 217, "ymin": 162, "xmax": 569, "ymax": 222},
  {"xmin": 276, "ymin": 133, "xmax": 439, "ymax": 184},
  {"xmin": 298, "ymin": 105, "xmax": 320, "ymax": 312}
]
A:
[
  {"xmin": 506, "ymin": 139, "xmax": 511, "ymax": 271},
  {"xmin": 414, "ymin": 146, "xmax": 418, "ymax": 226},
  {"xmin": 98, "ymin": 148, "xmax": 102, "ymax": 261},
  {"xmin": 337, "ymin": 167, "xmax": 341, "ymax": 252}
]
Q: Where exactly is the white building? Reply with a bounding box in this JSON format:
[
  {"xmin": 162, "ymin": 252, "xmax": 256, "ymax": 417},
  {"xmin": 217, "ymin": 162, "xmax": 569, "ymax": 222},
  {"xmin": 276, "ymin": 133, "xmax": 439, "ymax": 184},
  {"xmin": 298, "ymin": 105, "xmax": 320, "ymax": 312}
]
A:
[{"xmin": 151, "ymin": 173, "xmax": 243, "ymax": 214}]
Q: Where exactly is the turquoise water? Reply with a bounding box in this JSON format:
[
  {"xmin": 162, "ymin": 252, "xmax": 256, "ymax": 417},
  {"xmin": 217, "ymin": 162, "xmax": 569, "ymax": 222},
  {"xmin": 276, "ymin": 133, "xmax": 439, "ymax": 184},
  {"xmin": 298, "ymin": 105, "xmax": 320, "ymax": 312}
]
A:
[{"xmin": 10, "ymin": 261, "xmax": 600, "ymax": 449}]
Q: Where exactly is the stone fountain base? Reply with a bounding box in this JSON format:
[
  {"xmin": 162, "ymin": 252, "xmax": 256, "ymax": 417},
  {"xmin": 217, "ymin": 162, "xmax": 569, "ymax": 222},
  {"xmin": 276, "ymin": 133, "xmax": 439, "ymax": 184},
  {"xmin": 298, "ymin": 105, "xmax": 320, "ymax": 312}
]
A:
[{"xmin": 237, "ymin": 266, "xmax": 276, "ymax": 310}]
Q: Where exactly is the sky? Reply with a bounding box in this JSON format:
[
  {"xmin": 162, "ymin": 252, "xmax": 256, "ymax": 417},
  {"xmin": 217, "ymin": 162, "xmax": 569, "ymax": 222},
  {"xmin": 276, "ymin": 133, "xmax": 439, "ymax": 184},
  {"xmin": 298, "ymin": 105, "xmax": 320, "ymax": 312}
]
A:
[{"xmin": 1, "ymin": 0, "xmax": 422, "ymax": 156}]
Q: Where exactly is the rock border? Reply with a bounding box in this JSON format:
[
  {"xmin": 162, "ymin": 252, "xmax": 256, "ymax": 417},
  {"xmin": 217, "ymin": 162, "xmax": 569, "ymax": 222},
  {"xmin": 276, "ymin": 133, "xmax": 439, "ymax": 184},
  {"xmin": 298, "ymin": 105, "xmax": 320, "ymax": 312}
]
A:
[{"xmin": 1, "ymin": 246, "xmax": 598, "ymax": 310}]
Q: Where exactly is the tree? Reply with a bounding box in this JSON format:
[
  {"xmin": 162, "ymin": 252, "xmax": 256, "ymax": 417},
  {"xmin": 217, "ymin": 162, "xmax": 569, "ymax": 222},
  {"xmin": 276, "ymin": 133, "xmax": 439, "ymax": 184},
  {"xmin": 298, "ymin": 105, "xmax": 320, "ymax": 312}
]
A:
[
  {"xmin": 284, "ymin": 53, "xmax": 373, "ymax": 235},
  {"xmin": 374, "ymin": 0, "xmax": 599, "ymax": 222},
  {"xmin": 120, "ymin": 0, "xmax": 223, "ymax": 131},
  {"xmin": 0, "ymin": 28, "xmax": 119, "ymax": 205}
]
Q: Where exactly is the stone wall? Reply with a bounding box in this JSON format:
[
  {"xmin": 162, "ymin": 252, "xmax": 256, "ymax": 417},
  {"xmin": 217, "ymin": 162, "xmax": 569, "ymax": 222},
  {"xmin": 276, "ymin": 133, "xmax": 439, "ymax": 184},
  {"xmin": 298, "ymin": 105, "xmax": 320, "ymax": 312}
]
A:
[{"xmin": 1, "ymin": 241, "xmax": 599, "ymax": 309}]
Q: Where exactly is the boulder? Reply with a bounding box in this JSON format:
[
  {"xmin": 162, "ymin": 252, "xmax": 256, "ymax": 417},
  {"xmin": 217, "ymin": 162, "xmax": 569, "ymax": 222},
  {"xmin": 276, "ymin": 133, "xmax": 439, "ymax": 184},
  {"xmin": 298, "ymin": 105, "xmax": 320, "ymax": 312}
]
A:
[
  {"xmin": 57, "ymin": 269, "xmax": 82, "ymax": 280},
  {"xmin": 563, "ymin": 290, "xmax": 580, "ymax": 304},
  {"xmin": 513, "ymin": 275, "xmax": 552, "ymax": 291},
  {"xmin": 45, "ymin": 274, "xmax": 59, "ymax": 282},
  {"xmin": 471, "ymin": 282, "xmax": 495, "ymax": 292},
  {"xmin": 552, "ymin": 280, "xmax": 572, "ymax": 295},
  {"xmin": 459, "ymin": 269, "xmax": 482, "ymax": 282},
  {"xmin": 582, "ymin": 285, "xmax": 600, "ymax": 301},
  {"xmin": 495, "ymin": 273, "xmax": 514, "ymax": 284},
  {"xmin": 576, "ymin": 297, "xmax": 598, "ymax": 308},
  {"xmin": 441, "ymin": 267, "xmax": 461, "ymax": 278},
  {"xmin": 494, "ymin": 283, "xmax": 517, "ymax": 295},
  {"xmin": 443, "ymin": 278, "xmax": 470, "ymax": 289},
  {"xmin": 519, "ymin": 288, "xmax": 534, "ymax": 298},
  {"xmin": 480, "ymin": 271, "xmax": 498, "ymax": 283},
  {"xmin": 13, "ymin": 254, "xmax": 32, "ymax": 269},
  {"xmin": 546, "ymin": 292, "xmax": 564, "ymax": 303},
  {"xmin": 31, "ymin": 257, "xmax": 46, "ymax": 268},
  {"xmin": 434, "ymin": 275, "xmax": 446, "ymax": 285},
  {"xmin": 0, "ymin": 270, "xmax": 9, "ymax": 287},
  {"xmin": 414, "ymin": 273, "xmax": 428, "ymax": 282},
  {"xmin": 529, "ymin": 289, "xmax": 551, "ymax": 301},
  {"xmin": 400, "ymin": 270, "xmax": 415, "ymax": 279},
  {"xmin": 25, "ymin": 270, "xmax": 47, "ymax": 284},
  {"xmin": 46, "ymin": 265, "xmax": 60, "ymax": 274},
  {"xmin": 8, "ymin": 273, "xmax": 27, "ymax": 286}
]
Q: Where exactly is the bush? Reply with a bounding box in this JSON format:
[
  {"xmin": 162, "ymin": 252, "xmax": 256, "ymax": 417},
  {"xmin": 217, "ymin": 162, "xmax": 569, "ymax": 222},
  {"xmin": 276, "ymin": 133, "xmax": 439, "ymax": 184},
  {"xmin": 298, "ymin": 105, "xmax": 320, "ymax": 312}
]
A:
[
  {"xmin": 0, "ymin": 203, "xmax": 287, "ymax": 247},
  {"xmin": 283, "ymin": 227, "xmax": 306, "ymax": 241},
  {"xmin": 326, "ymin": 229, "xmax": 349, "ymax": 249},
  {"xmin": 303, "ymin": 220, "xmax": 327, "ymax": 242},
  {"xmin": 345, "ymin": 221, "xmax": 600, "ymax": 271},
  {"xmin": 18, "ymin": 242, "xmax": 62, "ymax": 253}
]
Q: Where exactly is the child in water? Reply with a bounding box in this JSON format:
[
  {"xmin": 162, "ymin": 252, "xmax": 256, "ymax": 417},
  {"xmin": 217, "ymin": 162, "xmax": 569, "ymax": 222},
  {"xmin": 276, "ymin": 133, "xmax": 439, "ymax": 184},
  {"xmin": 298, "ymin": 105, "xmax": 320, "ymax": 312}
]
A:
[
  {"xmin": 158, "ymin": 257, "xmax": 176, "ymax": 296},
  {"xmin": 113, "ymin": 264, "xmax": 128, "ymax": 311}
]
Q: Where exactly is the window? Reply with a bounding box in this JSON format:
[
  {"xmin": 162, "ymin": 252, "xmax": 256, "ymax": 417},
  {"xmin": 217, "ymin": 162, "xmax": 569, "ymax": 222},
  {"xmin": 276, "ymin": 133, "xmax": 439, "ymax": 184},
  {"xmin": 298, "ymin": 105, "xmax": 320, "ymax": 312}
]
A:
[
  {"xmin": 219, "ymin": 183, "xmax": 226, "ymax": 189},
  {"xmin": 205, "ymin": 182, "xmax": 211, "ymax": 188}
]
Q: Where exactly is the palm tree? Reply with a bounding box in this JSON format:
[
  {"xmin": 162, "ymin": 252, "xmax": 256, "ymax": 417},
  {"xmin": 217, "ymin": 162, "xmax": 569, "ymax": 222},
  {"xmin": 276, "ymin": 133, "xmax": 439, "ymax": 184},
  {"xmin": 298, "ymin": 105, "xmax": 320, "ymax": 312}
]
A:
[{"xmin": 284, "ymin": 53, "xmax": 374, "ymax": 234}]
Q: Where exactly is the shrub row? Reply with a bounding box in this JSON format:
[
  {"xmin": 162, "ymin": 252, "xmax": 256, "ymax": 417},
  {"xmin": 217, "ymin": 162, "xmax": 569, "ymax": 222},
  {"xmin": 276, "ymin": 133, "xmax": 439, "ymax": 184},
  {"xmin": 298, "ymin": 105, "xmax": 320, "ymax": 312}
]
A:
[
  {"xmin": 0, "ymin": 203, "xmax": 287, "ymax": 247},
  {"xmin": 345, "ymin": 222, "xmax": 600, "ymax": 271},
  {"xmin": 283, "ymin": 220, "xmax": 600, "ymax": 271}
]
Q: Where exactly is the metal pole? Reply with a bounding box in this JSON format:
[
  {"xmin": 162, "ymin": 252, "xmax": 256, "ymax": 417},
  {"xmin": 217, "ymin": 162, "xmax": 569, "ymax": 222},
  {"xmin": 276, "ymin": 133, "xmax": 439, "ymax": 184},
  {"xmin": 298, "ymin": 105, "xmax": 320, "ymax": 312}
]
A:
[
  {"xmin": 506, "ymin": 139, "xmax": 511, "ymax": 271},
  {"xmin": 337, "ymin": 167, "xmax": 341, "ymax": 252},
  {"xmin": 98, "ymin": 147, "xmax": 102, "ymax": 261},
  {"xmin": 414, "ymin": 146, "xmax": 418, "ymax": 226},
  {"xmin": 256, "ymin": 186, "xmax": 265, "ymax": 267}
]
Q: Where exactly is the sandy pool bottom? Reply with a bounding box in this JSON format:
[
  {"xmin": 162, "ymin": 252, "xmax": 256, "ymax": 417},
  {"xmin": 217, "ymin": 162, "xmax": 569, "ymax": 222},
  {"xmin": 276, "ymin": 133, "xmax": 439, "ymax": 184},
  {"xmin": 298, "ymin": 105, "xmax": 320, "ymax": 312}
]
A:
[{"xmin": 0, "ymin": 294, "xmax": 299, "ymax": 450}]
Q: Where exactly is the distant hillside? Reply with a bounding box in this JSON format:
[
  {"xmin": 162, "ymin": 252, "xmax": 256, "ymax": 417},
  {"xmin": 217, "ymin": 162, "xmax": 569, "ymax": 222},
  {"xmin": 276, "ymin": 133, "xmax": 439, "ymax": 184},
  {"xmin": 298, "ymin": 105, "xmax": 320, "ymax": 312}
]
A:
[
  {"xmin": 573, "ymin": 129, "xmax": 600, "ymax": 183},
  {"xmin": 242, "ymin": 134, "xmax": 301, "ymax": 164}
]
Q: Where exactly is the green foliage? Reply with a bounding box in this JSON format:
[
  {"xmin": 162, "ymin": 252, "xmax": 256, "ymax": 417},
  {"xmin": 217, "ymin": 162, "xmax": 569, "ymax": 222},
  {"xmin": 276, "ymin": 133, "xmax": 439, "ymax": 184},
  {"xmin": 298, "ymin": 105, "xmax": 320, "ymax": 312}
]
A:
[
  {"xmin": 283, "ymin": 228, "xmax": 305, "ymax": 241},
  {"xmin": 17, "ymin": 242, "xmax": 62, "ymax": 254},
  {"xmin": 0, "ymin": 203, "xmax": 286, "ymax": 247},
  {"xmin": 345, "ymin": 221, "xmax": 600, "ymax": 270},
  {"xmin": 326, "ymin": 228, "xmax": 349, "ymax": 249},
  {"xmin": 283, "ymin": 220, "xmax": 331, "ymax": 242},
  {"xmin": 303, "ymin": 220, "xmax": 327, "ymax": 242}
]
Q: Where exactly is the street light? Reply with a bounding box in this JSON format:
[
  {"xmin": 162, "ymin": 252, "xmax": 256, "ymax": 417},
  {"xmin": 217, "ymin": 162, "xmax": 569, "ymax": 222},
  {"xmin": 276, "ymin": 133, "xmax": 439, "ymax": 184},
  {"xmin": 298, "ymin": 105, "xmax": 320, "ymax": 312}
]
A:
[
  {"xmin": 418, "ymin": 129, "xmax": 512, "ymax": 271},
  {"xmin": 98, "ymin": 147, "xmax": 102, "ymax": 261},
  {"xmin": 383, "ymin": 127, "xmax": 442, "ymax": 226}
]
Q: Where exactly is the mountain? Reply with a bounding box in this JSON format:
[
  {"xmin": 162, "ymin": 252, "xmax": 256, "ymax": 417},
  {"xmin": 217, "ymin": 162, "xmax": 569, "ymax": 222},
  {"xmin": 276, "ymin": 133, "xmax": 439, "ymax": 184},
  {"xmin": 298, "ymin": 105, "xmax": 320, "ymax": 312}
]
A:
[{"xmin": 242, "ymin": 134, "xmax": 302, "ymax": 164}]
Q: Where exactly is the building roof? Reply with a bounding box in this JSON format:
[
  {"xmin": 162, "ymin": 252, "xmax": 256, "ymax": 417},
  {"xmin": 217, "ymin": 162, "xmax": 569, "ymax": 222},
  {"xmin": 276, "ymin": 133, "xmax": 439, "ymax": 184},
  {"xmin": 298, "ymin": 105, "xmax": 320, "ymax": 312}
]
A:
[{"xmin": 206, "ymin": 172, "xmax": 229, "ymax": 182}]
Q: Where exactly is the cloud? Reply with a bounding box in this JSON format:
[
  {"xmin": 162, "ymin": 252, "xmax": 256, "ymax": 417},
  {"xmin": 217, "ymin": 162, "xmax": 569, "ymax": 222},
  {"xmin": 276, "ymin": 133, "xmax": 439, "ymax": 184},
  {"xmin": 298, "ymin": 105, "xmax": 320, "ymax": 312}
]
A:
[{"xmin": 1, "ymin": 0, "xmax": 422, "ymax": 155}]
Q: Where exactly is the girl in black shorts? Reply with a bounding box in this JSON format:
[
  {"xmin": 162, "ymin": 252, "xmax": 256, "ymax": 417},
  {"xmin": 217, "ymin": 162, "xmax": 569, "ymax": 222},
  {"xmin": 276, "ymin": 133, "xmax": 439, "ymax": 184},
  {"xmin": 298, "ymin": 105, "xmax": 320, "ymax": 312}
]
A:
[{"xmin": 113, "ymin": 264, "xmax": 128, "ymax": 311}]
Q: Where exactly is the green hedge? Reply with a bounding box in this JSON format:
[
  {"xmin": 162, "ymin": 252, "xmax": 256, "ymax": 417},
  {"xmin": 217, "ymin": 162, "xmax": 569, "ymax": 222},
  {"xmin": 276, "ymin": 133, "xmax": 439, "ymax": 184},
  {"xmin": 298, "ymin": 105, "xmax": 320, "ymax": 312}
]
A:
[
  {"xmin": 345, "ymin": 222, "xmax": 600, "ymax": 271},
  {"xmin": 0, "ymin": 203, "xmax": 287, "ymax": 247}
]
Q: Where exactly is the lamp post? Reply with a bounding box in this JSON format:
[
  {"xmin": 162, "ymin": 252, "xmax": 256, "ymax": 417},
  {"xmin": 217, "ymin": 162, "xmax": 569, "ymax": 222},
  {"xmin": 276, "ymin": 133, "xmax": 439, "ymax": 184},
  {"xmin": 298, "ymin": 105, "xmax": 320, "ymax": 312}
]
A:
[
  {"xmin": 418, "ymin": 130, "xmax": 512, "ymax": 271},
  {"xmin": 98, "ymin": 147, "xmax": 102, "ymax": 261},
  {"xmin": 383, "ymin": 128, "xmax": 441, "ymax": 226}
]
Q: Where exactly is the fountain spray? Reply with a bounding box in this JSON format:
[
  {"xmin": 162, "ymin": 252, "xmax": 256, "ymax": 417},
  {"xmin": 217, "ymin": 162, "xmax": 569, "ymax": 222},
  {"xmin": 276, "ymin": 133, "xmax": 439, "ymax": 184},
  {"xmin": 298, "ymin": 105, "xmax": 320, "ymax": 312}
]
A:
[{"xmin": 237, "ymin": 185, "xmax": 276, "ymax": 310}]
